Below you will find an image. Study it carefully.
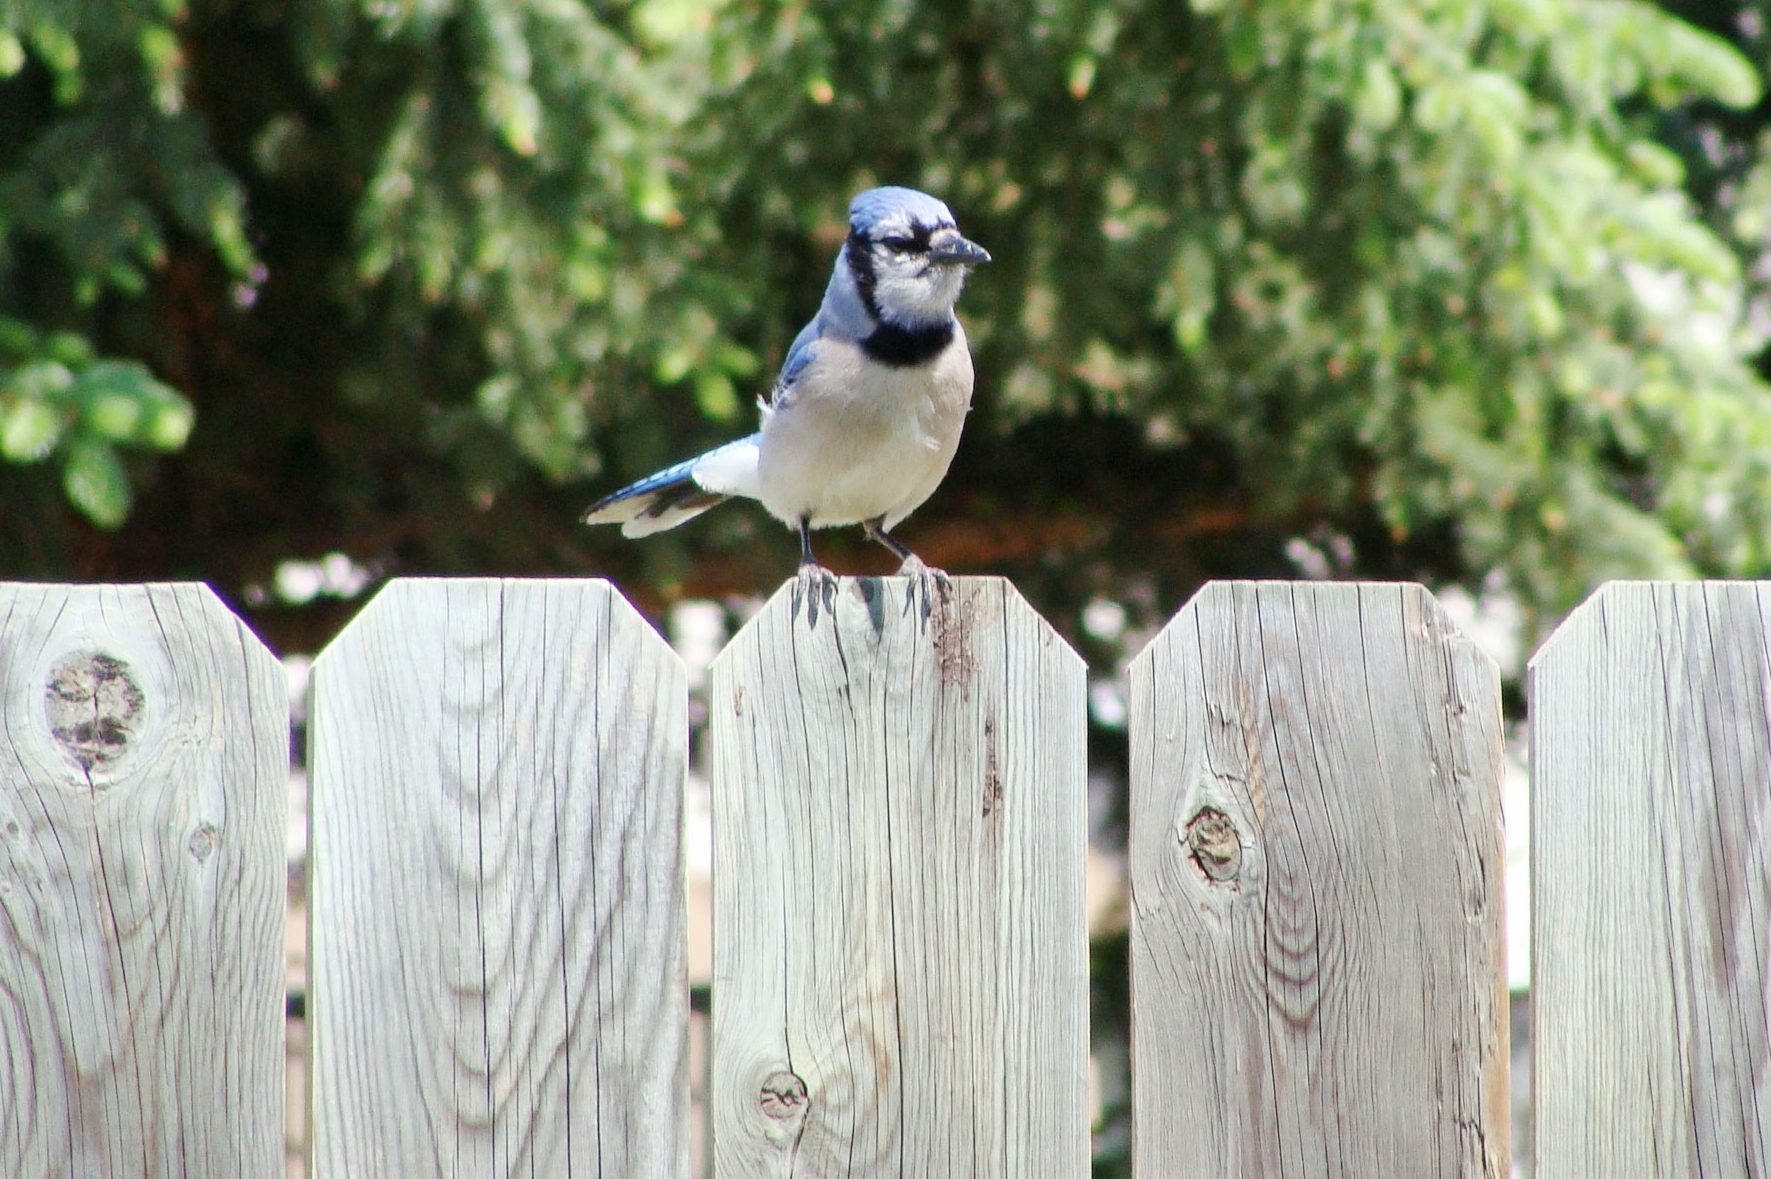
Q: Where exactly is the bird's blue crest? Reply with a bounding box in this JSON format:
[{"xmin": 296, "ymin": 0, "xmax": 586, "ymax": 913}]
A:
[{"xmin": 848, "ymin": 186, "xmax": 955, "ymax": 232}]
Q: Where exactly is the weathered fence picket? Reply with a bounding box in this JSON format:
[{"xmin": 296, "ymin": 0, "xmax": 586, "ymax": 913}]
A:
[
  {"xmin": 1127, "ymin": 582, "xmax": 1509, "ymax": 1175},
  {"xmin": 0, "ymin": 583, "xmax": 287, "ymax": 1178},
  {"xmin": 707, "ymin": 576, "xmax": 1089, "ymax": 1176},
  {"xmin": 9, "ymin": 574, "xmax": 1771, "ymax": 1177},
  {"xmin": 307, "ymin": 579, "xmax": 688, "ymax": 1177},
  {"xmin": 1530, "ymin": 582, "xmax": 1771, "ymax": 1176}
]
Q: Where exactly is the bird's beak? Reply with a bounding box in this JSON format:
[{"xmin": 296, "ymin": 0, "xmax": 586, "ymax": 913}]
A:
[{"xmin": 929, "ymin": 232, "xmax": 991, "ymax": 267}]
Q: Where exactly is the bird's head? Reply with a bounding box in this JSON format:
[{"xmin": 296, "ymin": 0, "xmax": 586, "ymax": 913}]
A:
[{"xmin": 842, "ymin": 186, "xmax": 990, "ymax": 329}]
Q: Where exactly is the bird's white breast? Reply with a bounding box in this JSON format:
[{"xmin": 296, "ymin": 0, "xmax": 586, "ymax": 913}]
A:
[{"xmin": 756, "ymin": 329, "xmax": 973, "ymax": 529}]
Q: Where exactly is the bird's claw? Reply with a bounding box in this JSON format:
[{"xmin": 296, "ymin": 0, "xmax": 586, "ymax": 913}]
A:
[
  {"xmin": 792, "ymin": 562, "xmax": 839, "ymax": 628},
  {"xmin": 896, "ymin": 555, "xmax": 952, "ymax": 621}
]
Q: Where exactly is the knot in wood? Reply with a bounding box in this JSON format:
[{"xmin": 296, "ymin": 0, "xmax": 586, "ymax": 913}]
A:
[
  {"xmin": 758, "ymin": 1070, "xmax": 809, "ymax": 1121},
  {"xmin": 1185, "ymin": 807, "xmax": 1241, "ymax": 883},
  {"xmin": 187, "ymin": 822, "xmax": 220, "ymax": 864},
  {"xmin": 44, "ymin": 652, "xmax": 145, "ymax": 773}
]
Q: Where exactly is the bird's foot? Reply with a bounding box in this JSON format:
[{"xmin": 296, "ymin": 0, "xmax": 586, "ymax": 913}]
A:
[
  {"xmin": 791, "ymin": 561, "xmax": 839, "ymax": 628},
  {"xmin": 895, "ymin": 555, "xmax": 952, "ymax": 621},
  {"xmin": 895, "ymin": 553, "xmax": 948, "ymax": 580},
  {"xmin": 799, "ymin": 560, "xmax": 840, "ymax": 593}
]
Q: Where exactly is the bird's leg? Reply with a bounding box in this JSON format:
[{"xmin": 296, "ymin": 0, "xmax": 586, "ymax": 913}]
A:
[
  {"xmin": 793, "ymin": 516, "xmax": 837, "ymax": 625},
  {"xmin": 862, "ymin": 518, "xmax": 916, "ymax": 565},
  {"xmin": 863, "ymin": 518, "xmax": 948, "ymax": 577},
  {"xmin": 864, "ymin": 518, "xmax": 949, "ymax": 615}
]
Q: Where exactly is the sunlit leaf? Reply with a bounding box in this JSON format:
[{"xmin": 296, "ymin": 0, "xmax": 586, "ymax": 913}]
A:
[
  {"xmin": 61, "ymin": 438, "xmax": 131, "ymax": 529},
  {"xmin": 0, "ymin": 30, "xmax": 25, "ymax": 77},
  {"xmin": 144, "ymin": 399, "xmax": 192, "ymax": 450},
  {"xmin": 1353, "ymin": 59, "xmax": 1402, "ymax": 132},
  {"xmin": 1, "ymin": 400, "xmax": 65, "ymax": 461},
  {"xmin": 694, "ymin": 371, "xmax": 739, "ymax": 421}
]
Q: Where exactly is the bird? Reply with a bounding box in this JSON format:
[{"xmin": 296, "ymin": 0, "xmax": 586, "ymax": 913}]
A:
[{"xmin": 582, "ymin": 186, "xmax": 990, "ymax": 586}]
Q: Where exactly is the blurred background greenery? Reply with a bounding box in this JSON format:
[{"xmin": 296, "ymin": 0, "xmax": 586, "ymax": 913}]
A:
[{"xmin": 5, "ymin": 0, "xmax": 1771, "ymax": 1171}]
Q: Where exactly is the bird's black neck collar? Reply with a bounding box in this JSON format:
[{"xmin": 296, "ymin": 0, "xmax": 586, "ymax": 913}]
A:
[{"xmin": 860, "ymin": 319, "xmax": 955, "ymax": 367}]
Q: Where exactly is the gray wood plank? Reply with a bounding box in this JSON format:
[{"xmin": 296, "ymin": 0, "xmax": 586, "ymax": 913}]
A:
[
  {"xmin": 0, "ymin": 583, "xmax": 286, "ymax": 1177},
  {"xmin": 308, "ymin": 578, "xmax": 687, "ymax": 1177},
  {"xmin": 1128, "ymin": 581, "xmax": 1507, "ymax": 1176},
  {"xmin": 708, "ymin": 575, "xmax": 1089, "ymax": 1177},
  {"xmin": 1531, "ymin": 581, "xmax": 1771, "ymax": 1175}
]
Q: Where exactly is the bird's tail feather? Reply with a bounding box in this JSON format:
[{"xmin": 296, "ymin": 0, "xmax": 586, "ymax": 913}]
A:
[{"xmin": 582, "ymin": 435, "xmax": 760, "ymax": 538}]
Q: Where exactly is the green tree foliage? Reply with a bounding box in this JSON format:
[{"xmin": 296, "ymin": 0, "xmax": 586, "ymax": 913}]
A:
[
  {"xmin": 0, "ymin": 6, "xmax": 221, "ymax": 528},
  {"xmin": 2, "ymin": 0, "xmax": 1767, "ymax": 631},
  {"xmin": 683, "ymin": 0, "xmax": 1771, "ymax": 615}
]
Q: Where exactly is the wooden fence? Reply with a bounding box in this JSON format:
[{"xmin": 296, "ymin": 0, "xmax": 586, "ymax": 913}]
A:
[{"xmin": 0, "ymin": 576, "xmax": 1766, "ymax": 1176}]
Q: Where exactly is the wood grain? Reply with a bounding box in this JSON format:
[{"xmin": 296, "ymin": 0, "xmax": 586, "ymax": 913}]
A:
[
  {"xmin": 308, "ymin": 578, "xmax": 687, "ymax": 1177},
  {"xmin": 1531, "ymin": 581, "xmax": 1771, "ymax": 1175},
  {"xmin": 708, "ymin": 575, "xmax": 1088, "ymax": 1177},
  {"xmin": 1128, "ymin": 581, "xmax": 1507, "ymax": 1176},
  {"xmin": 0, "ymin": 583, "xmax": 286, "ymax": 1177}
]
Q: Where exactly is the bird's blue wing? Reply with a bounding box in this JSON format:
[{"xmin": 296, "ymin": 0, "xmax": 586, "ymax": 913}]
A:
[{"xmin": 767, "ymin": 315, "xmax": 825, "ymax": 411}]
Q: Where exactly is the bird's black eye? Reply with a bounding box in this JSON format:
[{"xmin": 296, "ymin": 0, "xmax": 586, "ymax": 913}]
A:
[{"xmin": 879, "ymin": 235, "xmax": 916, "ymax": 255}]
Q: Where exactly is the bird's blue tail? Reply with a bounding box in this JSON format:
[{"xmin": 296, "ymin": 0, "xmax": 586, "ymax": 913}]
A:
[{"xmin": 582, "ymin": 435, "xmax": 760, "ymax": 537}]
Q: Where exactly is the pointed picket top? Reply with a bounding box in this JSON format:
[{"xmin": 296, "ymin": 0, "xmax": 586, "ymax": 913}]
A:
[
  {"xmin": 711, "ymin": 572, "xmax": 1083, "ymax": 677},
  {"xmin": 313, "ymin": 574, "xmax": 671, "ymax": 669},
  {"xmin": 1525, "ymin": 578, "xmax": 1635, "ymax": 673},
  {"xmin": 308, "ymin": 577, "xmax": 689, "ymax": 1177},
  {"xmin": 0, "ymin": 581, "xmax": 286, "ymax": 1177},
  {"xmin": 1128, "ymin": 580, "xmax": 1508, "ymax": 1176},
  {"xmin": 2, "ymin": 581, "xmax": 283, "ymax": 789},
  {"xmin": 708, "ymin": 574, "xmax": 1089, "ymax": 1177},
  {"xmin": 1128, "ymin": 578, "xmax": 1500, "ymax": 679}
]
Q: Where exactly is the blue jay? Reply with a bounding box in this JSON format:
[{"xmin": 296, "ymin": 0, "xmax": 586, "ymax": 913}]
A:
[{"xmin": 582, "ymin": 187, "xmax": 990, "ymax": 578}]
